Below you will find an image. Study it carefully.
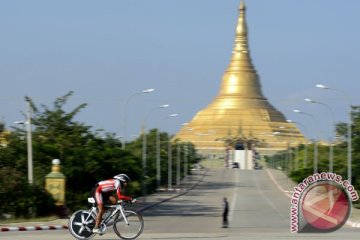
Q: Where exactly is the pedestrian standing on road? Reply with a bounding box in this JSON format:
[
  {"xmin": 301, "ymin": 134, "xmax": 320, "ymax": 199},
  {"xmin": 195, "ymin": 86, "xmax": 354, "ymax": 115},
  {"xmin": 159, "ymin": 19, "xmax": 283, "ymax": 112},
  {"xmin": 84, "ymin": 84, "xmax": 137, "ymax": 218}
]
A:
[{"xmin": 222, "ymin": 197, "xmax": 229, "ymax": 228}]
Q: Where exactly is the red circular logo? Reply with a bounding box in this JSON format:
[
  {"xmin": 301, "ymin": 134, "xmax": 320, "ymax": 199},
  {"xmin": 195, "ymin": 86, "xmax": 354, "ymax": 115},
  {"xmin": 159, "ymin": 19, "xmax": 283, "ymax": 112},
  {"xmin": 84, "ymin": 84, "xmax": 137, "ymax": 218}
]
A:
[{"xmin": 301, "ymin": 182, "xmax": 350, "ymax": 231}]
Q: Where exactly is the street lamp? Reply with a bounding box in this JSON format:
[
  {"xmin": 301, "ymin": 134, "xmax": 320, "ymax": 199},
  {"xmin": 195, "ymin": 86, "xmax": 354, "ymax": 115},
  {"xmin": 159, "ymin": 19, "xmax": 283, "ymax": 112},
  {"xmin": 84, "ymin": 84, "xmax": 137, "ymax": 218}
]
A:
[
  {"xmin": 156, "ymin": 128, "xmax": 161, "ymax": 189},
  {"xmin": 287, "ymin": 119, "xmax": 309, "ymax": 168},
  {"xmin": 14, "ymin": 121, "xmax": 25, "ymax": 126},
  {"xmin": 293, "ymin": 109, "xmax": 319, "ymax": 174},
  {"xmin": 304, "ymin": 98, "xmax": 335, "ymax": 172},
  {"xmin": 176, "ymin": 141, "xmax": 181, "ymax": 186},
  {"xmin": 141, "ymin": 104, "xmax": 169, "ymax": 197},
  {"xmin": 163, "ymin": 113, "xmax": 179, "ymax": 190},
  {"xmin": 277, "ymin": 125, "xmax": 297, "ymax": 171},
  {"xmin": 316, "ymin": 84, "xmax": 352, "ymax": 183},
  {"xmin": 14, "ymin": 97, "xmax": 33, "ymax": 184},
  {"xmin": 182, "ymin": 123, "xmax": 191, "ymax": 179},
  {"xmin": 272, "ymin": 131, "xmax": 288, "ymax": 172},
  {"xmin": 122, "ymin": 88, "xmax": 155, "ymax": 150}
]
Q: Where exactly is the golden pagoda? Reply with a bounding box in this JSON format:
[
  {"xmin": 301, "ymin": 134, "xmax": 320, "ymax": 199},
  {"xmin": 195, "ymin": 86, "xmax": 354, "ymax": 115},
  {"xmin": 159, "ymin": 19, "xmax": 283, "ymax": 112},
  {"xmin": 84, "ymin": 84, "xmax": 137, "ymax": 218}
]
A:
[{"xmin": 175, "ymin": 1, "xmax": 305, "ymax": 154}]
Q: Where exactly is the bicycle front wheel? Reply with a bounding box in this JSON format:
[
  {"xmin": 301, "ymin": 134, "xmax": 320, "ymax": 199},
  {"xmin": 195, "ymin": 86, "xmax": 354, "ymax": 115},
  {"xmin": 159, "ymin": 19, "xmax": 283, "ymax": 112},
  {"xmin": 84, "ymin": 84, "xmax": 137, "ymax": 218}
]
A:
[
  {"xmin": 113, "ymin": 210, "xmax": 144, "ymax": 240},
  {"xmin": 68, "ymin": 210, "xmax": 96, "ymax": 240}
]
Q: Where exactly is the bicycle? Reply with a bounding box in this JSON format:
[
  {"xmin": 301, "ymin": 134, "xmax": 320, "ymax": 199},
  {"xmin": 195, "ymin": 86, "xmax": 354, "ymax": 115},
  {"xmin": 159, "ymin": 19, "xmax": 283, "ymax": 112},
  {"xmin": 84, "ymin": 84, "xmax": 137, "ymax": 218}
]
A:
[{"xmin": 69, "ymin": 197, "xmax": 144, "ymax": 240}]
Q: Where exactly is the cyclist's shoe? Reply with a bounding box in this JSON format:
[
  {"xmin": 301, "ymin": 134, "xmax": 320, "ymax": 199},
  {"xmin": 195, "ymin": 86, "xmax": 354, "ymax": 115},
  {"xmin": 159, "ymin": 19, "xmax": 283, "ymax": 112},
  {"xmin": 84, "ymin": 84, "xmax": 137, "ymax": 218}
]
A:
[{"xmin": 92, "ymin": 228, "xmax": 103, "ymax": 234}]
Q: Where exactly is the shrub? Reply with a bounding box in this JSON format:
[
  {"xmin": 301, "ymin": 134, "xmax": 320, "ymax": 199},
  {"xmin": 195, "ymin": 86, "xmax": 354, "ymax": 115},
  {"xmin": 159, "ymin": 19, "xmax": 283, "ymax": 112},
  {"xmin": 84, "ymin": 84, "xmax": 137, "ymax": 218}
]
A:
[{"xmin": 0, "ymin": 171, "xmax": 56, "ymax": 218}]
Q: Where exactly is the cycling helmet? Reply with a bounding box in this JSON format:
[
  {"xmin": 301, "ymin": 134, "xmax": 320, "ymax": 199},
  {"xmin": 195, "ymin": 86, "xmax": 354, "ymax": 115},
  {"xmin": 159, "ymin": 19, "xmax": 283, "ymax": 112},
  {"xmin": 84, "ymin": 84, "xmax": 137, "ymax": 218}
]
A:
[{"xmin": 113, "ymin": 174, "xmax": 131, "ymax": 183}]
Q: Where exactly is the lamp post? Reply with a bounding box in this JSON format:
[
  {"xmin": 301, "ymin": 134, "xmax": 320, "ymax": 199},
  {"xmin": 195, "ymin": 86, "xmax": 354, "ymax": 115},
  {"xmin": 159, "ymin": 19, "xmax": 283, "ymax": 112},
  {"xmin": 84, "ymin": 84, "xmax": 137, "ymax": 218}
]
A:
[
  {"xmin": 287, "ymin": 119, "xmax": 309, "ymax": 169},
  {"xmin": 278, "ymin": 126, "xmax": 294, "ymax": 171},
  {"xmin": 182, "ymin": 123, "xmax": 191, "ymax": 179},
  {"xmin": 15, "ymin": 98, "xmax": 33, "ymax": 184},
  {"xmin": 304, "ymin": 98, "xmax": 335, "ymax": 172},
  {"xmin": 286, "ymin": 125, "xmax": 300, "ymax": 170},
  {"xmin": 164, "ymin": 113, "xmax": 179, "ymax": 190},
  {"xmin": 141, "ymin": 104, "xmax": 169, "ymax": 196},
  {"xmin": 122, "ymin": 88, "xmax": 155, "ymax": 150},
  {"xmin": 25, "ymin": 97, "xmax": 33, "ymax": 185},
  {"xmin": 15, "ymin": 118, "xmax": 33, "ymax": 185},
  {"xmin": 156, "ymin": 128, "xmax": 161, "ymax": 188},
  {"xmin": 176, "ymin": 141, "xmax": 181, "ymax": 186},
  {"xmin": 167, "ymin": 138, "xmax": 172, "ymax": 190},
  {"xmin": 316, "ymin": 84, "xmax": 352, "ymax": 183},
  {"xmin": 184, "ymin": 142, "xmax": 189, "ymax": 179},
  {"xmin": 293, "ymin": 109, "xmax": 319, "ymax": 174},
  {"xmin": 272, "ymin": 131, "xmax": 288, "ymax": 172}
]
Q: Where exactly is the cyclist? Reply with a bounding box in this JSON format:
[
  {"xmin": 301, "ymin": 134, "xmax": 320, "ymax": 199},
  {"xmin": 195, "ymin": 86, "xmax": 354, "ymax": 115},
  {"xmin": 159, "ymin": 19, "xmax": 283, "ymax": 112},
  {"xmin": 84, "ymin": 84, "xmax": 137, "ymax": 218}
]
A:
[{"xmin": 92, "ymin": 173, "xmax": 133, "ymax": 234}]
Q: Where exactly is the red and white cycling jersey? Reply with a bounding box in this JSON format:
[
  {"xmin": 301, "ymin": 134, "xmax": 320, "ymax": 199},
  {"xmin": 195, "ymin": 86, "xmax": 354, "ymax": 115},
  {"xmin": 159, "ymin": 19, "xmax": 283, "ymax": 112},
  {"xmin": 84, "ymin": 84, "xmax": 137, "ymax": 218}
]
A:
[{"xmin": 94, "ymin": 179, "xmax": 131, "ymax": 205}]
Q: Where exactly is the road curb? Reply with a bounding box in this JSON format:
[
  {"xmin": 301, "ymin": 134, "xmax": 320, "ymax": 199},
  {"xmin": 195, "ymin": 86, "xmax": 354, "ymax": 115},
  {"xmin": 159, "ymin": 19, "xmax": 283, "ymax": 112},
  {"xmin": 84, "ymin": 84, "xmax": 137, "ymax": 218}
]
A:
[{"xmin": 0, "ymin": 225, "xmax": 68, "ymax": 232}]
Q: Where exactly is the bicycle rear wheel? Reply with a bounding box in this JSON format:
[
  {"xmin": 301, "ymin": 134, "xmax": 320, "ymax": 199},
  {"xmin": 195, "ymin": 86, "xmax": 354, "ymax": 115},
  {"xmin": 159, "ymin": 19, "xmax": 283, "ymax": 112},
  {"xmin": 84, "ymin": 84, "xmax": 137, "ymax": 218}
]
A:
[
  {"xmin": 68, "ymin": 210, "xmax": 96, "ymax": 240},
  {"xmin": 113, "ymin": 210, "xmax": 144, "ymax": 240}
]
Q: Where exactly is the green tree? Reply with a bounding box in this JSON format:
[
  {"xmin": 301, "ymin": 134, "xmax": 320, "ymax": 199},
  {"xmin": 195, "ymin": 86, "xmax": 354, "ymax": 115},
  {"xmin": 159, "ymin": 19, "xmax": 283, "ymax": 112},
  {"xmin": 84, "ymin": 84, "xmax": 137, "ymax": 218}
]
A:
[
  {"xmin": 30, "ymin": 92, "xmax": 143, "ymax": 209},
  {"xmin": 126, "ymin": 129, "xmax": 198, "ymax": 190},
  {"xmin": 351, "ymin": 106, "xmax": 360, "ymax": 191},
  {"xmin": 0, "ymin": 92, "xmax": 143, "ymax": 216},
  {"xmin": 271, "ymin": 105, "xmax": 359, "ymax": 207},
  {"xmin": 0, "ymin": 91, "xmax": 202, "ymax": 216}
]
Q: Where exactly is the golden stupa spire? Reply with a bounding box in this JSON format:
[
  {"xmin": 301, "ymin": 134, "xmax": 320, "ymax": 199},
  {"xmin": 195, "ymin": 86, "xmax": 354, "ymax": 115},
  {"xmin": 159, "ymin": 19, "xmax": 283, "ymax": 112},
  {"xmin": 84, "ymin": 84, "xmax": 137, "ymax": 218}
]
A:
[
  {"xmin": 219, "ymin": 1, "xmax": 264, "ymax": 99},
  {"xmin": 174, "ymin": 1, "xmax": 305, "ymax": 153},
  {"xmin": 235, "ymin": 1, "xmax": 248, "ymax": 54}
]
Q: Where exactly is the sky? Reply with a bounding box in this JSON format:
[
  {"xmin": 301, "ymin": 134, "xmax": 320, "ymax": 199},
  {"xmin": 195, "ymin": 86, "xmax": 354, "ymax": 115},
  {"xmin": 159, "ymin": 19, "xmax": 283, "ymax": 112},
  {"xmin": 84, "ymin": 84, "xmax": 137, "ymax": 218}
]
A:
[{"xmin": 1, "ymin": 0, "xmax": 360, "ymax": 143}]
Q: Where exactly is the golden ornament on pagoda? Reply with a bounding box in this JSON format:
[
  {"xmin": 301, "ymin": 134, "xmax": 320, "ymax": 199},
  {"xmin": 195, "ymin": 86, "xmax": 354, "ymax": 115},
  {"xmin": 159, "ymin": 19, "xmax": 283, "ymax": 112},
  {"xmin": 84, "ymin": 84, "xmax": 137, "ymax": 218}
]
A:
[{"xmin": 175, "ymin": 1, "xmax": 305, "ymax": 153}]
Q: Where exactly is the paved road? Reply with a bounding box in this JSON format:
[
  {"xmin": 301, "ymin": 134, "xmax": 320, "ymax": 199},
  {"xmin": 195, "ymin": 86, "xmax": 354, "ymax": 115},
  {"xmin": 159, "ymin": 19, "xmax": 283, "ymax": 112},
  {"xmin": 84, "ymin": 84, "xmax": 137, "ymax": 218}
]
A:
[{"xmin": 1, "ymin": 168, "xmax": 360, "ymax": 239}]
